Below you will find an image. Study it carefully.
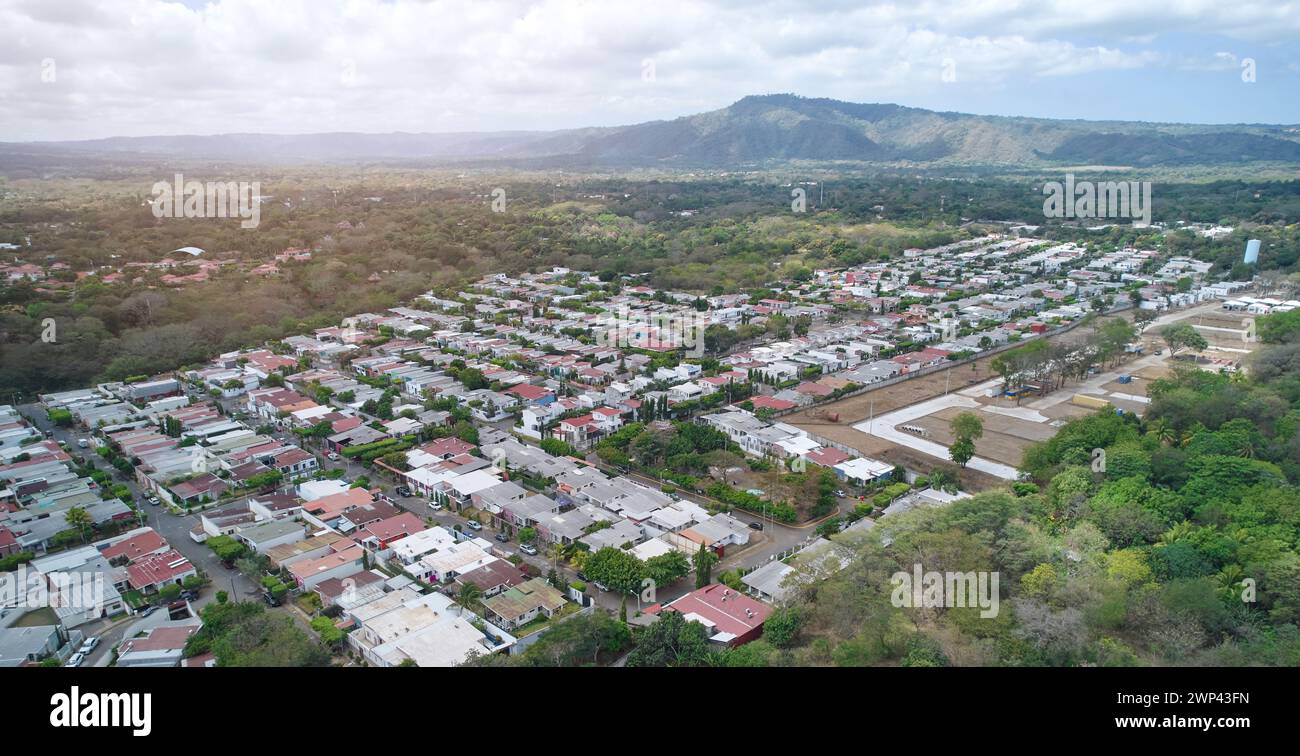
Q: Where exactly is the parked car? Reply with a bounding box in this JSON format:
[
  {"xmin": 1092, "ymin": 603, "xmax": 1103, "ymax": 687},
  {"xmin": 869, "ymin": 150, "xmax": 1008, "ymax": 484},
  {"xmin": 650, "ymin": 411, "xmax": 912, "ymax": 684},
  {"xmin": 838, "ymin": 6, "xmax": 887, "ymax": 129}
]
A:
[
  {"xmin": 835, "ymin": 490, "xmax": 847, "ymax": 497},
  {"xmin": 519, "ymin": 543, "xmax": 538, "ymax": 556},
  {"xmin": 180, "ymin": 590, "xmax": 199, "ymax": 602},
  {"xmin": 147, "ymin": 495, "xmax": 160, "ymax": 506},
  {"xmin": 77, "ymin": 438, "xmax": 90, "ymax": 449},
  {"xmin": 262, "ymin": 592, "xmax": 281, "ymax": 607},
  {"xmin": 66, "ymin": 652, "xmax": 86, "ymax": 668},
  {"xmin": 428, "ymin": 500, "xmax": 443, "ymax": 510},
  {"xmin": 326, "ymin": 451, "xmax": 340, "ymax": 462},
  {"xmin": 465, "ymin": 520, "xmax": 483, "ymax": 531},
  {"xmin": 395, "ymin": 486, "xmax": 412, "ymax": 497},
  {"xmin": 139, "ymin": 605, "xmax": 159, "ymax": 617},
  {"xmin": 593, "ymin": 581, "xmax": 610, "ymax": 592},
  {"xmin": 494, "ymin": 532, "xmax": 509, "ymax": 543},
  {"xmin": 78, "ymin": 637, "xmax": 100, "ymax": 654},
  {"xmin": 748, "ymin": 520, "xmax": 764, "ymax": 531}
]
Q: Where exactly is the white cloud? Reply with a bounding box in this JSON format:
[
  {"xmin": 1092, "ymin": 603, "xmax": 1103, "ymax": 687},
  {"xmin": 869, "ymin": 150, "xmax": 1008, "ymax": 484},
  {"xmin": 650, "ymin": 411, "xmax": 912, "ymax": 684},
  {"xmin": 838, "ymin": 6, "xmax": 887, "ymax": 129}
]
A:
[{"xmin": 0, "ymin": 0, "xmax": 1296, "ymax": 140}]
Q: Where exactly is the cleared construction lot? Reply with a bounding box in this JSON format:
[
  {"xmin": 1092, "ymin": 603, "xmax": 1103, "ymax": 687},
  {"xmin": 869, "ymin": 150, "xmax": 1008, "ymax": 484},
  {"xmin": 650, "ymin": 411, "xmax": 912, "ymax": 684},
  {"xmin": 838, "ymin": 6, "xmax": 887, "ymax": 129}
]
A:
[{"xmin": 788, "ymin": 300, "xmax": 1261, "ymax": 489}]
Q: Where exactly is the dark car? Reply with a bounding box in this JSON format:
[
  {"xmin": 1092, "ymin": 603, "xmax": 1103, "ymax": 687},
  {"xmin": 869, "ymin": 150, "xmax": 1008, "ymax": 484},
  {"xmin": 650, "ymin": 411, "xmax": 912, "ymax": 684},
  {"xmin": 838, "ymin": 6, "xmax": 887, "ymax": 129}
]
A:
[
  {"xmin": 494, "ymin": 532, "xmax": 510, "ymax": 542},
  {"xmin": 139, "ymin": 605, "xmax": 159, "ymax": 617},
  {"xmin": 181, "ymin": 590, "xmax": 199, "ymax": 602},
  {"xmin": 262, "ymin": 592, "xmax": 281, "ymax": 607},
  {"xmin": 748, "ymin": 520, "xmax": 764, "ymax": 531},
  {"xmin": 395, "ymin": 486, "xmax": 412, "ymax": 497}
]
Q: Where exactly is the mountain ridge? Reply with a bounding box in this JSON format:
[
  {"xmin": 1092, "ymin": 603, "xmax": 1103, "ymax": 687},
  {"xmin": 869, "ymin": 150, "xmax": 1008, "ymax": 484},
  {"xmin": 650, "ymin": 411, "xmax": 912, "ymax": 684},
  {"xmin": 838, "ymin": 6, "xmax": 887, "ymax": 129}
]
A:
[{"xmin": 4, "ymin": 94, "xmax": 1300, "ymax": 169}]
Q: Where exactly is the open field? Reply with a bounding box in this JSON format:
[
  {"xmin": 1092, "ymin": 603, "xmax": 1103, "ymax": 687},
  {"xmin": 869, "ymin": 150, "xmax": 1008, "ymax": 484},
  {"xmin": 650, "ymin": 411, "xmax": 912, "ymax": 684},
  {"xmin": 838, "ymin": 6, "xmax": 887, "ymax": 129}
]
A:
[{"xmin": 788, "ymin": 300, "xmax": 1263, "ymax": 490}]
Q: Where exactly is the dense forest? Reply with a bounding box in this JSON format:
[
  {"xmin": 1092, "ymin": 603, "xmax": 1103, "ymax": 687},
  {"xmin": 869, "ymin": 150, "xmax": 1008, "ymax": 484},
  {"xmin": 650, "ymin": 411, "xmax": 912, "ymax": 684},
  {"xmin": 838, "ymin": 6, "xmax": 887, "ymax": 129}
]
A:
[{"xmin": 1, "ymin": 171, "xmax": 1297, "ymax": 400}]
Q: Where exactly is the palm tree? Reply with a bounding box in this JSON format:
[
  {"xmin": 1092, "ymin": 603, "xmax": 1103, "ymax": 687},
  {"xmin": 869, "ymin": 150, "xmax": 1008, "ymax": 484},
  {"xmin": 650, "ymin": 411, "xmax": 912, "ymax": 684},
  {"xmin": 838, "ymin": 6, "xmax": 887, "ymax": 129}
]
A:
[
  {"xmin": 1158, "ymin": 521, "xmax": 1196, "ymax": 546},
  {"xmin": 64, "ymin": 507, "xmax": 93, "ymax": 543},
  {"xmin": 1150, "ymin": 419, "xmax": 1178, "ymax": 447},
  {"xmin": 458, "ymin": 583, "xmax": 482, "ymax": 606}
]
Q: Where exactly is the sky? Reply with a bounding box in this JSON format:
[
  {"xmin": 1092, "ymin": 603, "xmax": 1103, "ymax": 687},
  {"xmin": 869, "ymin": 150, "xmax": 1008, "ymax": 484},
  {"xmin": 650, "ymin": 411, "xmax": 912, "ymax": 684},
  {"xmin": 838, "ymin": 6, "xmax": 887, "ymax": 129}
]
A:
[{"xmin": 1, "ymin": 0, "xmax": 1298, "ymax": 141}]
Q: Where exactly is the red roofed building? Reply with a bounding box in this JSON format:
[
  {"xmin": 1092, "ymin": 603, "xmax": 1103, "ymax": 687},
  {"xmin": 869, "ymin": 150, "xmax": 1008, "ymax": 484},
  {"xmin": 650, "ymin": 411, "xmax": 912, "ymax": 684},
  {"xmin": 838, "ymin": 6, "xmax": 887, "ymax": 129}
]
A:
[
  {"xmin": 891, "ymin": 347, "xmax": 951, "ymax": 373},
  {"xmin": 126, "ymin": 550, "xmax": 197, "ymax": 593},
  {"xmin": 357, "ymin": 513, "xmax": 425, "ymax": 549},
  {"xmin": 750, "ymin": 395, "xmax": 797, "ymax": 412},
  {"xmin": 794, "ymin": 381, "xmax": 834, "ymax": 398},
  {"xmin": 331, "ymin": 416, "xmax": 364, "ymax": 434},
  {"xmin": 806, "ymin": 446, "xmax": 851, "ymax": 468},
  {"xmin": 506, "ymin": 383, "xmax": 555, "ymax": 404},
  {"xmin": 0, "ymin": 526, "xmax": 19, "ymax": 557},
  {"xmin": 647, "ymin": 583, "xmax": 774, "ymax": 647},
  {"xmin": 422, "ymin": 437, "xmax": 476, "ymax": 459},
  {"xmin": 99, "ymin": 528, "xmax": 168, "ymax": 564}
]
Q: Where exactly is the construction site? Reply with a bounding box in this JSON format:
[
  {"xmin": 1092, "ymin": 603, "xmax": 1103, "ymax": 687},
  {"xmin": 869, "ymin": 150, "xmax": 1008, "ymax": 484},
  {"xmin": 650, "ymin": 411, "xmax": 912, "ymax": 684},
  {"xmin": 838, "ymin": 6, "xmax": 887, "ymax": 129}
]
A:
[{"xmin": 787, "ymin": 300, "xmax": 1262, "ymax": 491}]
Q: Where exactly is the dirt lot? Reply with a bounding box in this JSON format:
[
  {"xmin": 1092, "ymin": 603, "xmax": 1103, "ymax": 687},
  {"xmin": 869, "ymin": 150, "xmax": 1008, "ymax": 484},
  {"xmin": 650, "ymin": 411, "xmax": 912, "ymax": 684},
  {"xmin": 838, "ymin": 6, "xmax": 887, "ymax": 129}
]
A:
[
  {"xmin": 785, "ymin": 308, "xmax": 1153, "ymax": 490},
  {"xmin": 785, "ymin": 302, "xmax": 1268, "ymax": 491}
]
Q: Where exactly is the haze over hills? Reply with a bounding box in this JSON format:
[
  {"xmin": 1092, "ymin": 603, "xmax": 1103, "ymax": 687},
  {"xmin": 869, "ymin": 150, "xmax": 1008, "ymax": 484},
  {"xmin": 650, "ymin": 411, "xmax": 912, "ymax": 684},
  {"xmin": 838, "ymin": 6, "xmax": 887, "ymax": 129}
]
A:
[{"xmin": 4, "ymin": 94, "xmax": 1300, "ymax": 171}]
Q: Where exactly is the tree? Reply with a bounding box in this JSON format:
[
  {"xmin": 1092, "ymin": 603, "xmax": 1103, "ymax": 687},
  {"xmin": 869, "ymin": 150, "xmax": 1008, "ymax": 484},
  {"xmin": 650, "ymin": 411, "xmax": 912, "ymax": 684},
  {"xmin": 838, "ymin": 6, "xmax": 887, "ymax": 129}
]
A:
[
  {"xmin": 693, "ymin": 543, "xmax": 718, "ymax": 588},
  {"xmin": 540, "ymin": 438, "xmax": 578, "ymax": 457},
  {"xmin": 458, "ymin": 583, "xmax": 482, "ymax": 604},
  {"xmin": 310, "ymin": 616, "xmax": 345, "ymax": 647},
  {"xmin": 625, "ymin": 609, "xmax": 715, "ymax": 667},
  {"xmin": 518, "ymin": 527, "xmax": 537, "ymax": 545},
  {"xmin": 1161, "ymin": 323, "xmax": 1208, "ymax": 356},
  {"xmin": 645, "ymin": 550, "xmax": 690, "ymax": 587},
  {"xmin": 583, "ymin": 547, "xmax": 645, "ymax": 595},
  {"xmin": 64, "ymin": 507, "xmax": 93, "ymax": 542},
  {"xmin": 763, "ymin": 606, "xmax": 803, "ymax": 648},
  {"xmin": 949, "ymin": 437, "xmax": 976, "ymax": 468},
  {"xmin": 950, "ymin": 411, "xmax": 984, "ymax": 442}
]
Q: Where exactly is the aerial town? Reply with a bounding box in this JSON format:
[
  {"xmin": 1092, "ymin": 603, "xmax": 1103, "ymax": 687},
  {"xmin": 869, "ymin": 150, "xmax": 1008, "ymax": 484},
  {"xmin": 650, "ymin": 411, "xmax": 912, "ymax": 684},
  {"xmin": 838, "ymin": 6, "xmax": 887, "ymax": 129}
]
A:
[{"xmin": 2, "ymin": 228, "xmax": 1273, "ymax": 668}]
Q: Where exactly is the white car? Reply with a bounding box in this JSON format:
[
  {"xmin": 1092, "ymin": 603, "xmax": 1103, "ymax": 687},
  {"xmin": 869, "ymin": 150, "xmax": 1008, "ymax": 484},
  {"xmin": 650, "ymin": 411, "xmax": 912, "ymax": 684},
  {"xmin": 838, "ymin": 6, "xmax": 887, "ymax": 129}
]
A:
[
  {"xmin": 327, "ymin": 452, "xmax": 340, "ymax": 461},
  {"xmin": 79, "ymin": 637, "xmax": 100, "ymax": 654},
  {"xmin": 66, "ymin": 652, "xmax": 86, "ymax": 668}
]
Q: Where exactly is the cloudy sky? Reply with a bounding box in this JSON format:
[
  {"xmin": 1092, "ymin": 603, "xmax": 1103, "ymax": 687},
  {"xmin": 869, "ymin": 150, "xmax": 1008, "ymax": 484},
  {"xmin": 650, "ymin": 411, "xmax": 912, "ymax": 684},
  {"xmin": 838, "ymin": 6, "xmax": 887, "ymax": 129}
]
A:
[{"xmin": 2, "ymin": 0, "xmax": 1297, "ymax": 141}]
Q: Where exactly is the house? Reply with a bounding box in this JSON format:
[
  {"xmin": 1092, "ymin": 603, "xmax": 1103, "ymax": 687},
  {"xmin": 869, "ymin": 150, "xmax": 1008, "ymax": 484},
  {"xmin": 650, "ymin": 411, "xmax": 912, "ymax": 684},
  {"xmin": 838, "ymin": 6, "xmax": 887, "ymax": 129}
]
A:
[
  {"xmin": 663, "ymin": 513, "xmax": 751, "ymax": 556},
  {"xmin": 116, "ymin": 620, "xmax": 203, "ymax": 667},
  {"xmin": 98, "ymin": 528, "xmax": 168, "ymax": 564},
  {"xmin": 551, "ymin": 408, "xmax": 623, "ymax": 450},
  {"xmin": 834, "ymin": 457, "xmax": 895, "ymax": 485},
  {"xmin": 0, "ymin": 623, "xmax": 67, "ymax": 667},
  {"xmin": 357, "ymin": 513, "xmax": 426, "ymax": 550},
  {"xmin": 347, "ymin": 590, "xmax": 511, "ymax": 667},
  {"xmin": 481, "ymin": 577, "xmax": 567, "ymax": 630},
  {"xmin": 289, "ymin": 544, "xmax": 366, "ymax": 590},
  {"xmin": 646, "ymin": 583, "xmax": 773, "ymax": 647},
  {"xmin": 454, "ymin": 560, "xmax": 529, "ymax": 598},
  {"xmin": 126, "ymin": 550, "xmax": 197, "ymax": 594},
  {"xmin": 315, "ymin": 570, "xmax": 387, "ymax": 609},
  {"xmin": 236, "ymin": 520, "xmax": 307, "ymax": 554},
  {"xmin": 267, "ymin": 531, "xmax": 347, "ymax": 570}
]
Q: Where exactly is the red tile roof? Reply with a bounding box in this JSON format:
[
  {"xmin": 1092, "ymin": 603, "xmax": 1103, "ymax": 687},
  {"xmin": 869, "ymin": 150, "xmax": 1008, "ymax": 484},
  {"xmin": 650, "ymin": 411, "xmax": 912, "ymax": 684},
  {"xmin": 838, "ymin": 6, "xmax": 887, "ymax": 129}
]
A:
[
  {"xmin": 650, "ymin": 584, "xmax": 773, "ymax": 637},
  {"xmin": 100, "ymin": 529, "xmax": 167, "ymax": 563},
  {"xmin": 126, "ymin": 550, "xmax": 195, "ymax": 590}
]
